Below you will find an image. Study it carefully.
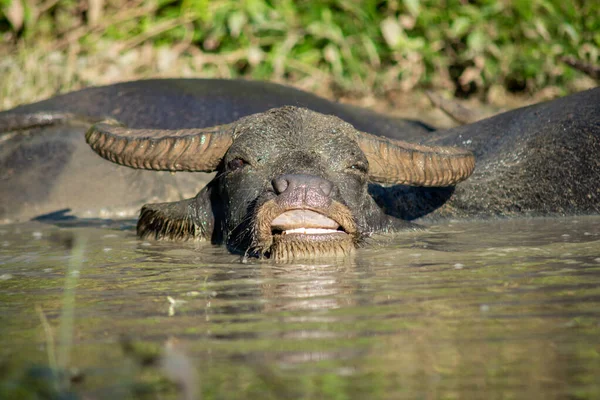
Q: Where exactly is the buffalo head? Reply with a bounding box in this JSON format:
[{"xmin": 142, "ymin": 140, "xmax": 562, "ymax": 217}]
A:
[{"xmin": 86, "ymin": 106, "xmax": 474, "ymax": 260}]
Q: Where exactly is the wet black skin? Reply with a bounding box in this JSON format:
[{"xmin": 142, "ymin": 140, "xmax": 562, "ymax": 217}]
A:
[
  {"xmin": 373, "ymin": 86, "xmax": 600, "ymax": 220},
  {"xmin": 3, "ymin": 79, "xmax": 431, "ymax": 135}
]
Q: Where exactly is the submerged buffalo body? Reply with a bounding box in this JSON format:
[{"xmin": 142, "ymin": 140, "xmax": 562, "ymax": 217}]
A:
[{"xmin": 1, "ymin": 80, "xmax": 599, "ymax": 259}]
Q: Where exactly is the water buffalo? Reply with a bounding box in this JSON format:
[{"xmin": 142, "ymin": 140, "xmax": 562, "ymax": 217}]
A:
[
  {"xmin": 1, "ymin": 80, "xmax": 598, "ymax": 259},
  {"xmin": 84, "ymin": 106, "xmax": 473, "ymax": 260}
]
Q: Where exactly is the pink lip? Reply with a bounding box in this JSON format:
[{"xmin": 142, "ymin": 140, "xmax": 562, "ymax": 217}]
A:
[{"xmin": 271, "ymin": 210, "xmax": 341, "ymax": 231}]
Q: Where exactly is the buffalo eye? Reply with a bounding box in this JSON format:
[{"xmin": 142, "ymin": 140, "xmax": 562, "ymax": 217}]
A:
[
  {"xmin": 348, "ymin": 162, "xmax": 368, "ymax": 174},
  {"xmin": 228, "ymin": 158, "xmax": 247, "ymax": 171}
]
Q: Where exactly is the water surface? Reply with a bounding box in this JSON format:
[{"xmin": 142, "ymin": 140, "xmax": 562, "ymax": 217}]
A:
[{"xmin": 1, "ymin": 217, "xmax": 600, "ymax": 399}]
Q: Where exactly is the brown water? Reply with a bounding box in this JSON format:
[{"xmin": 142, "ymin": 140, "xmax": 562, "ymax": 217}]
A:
[{"xmin": 1, "ymin": 217, "xmax": 600, "ymax": 399}]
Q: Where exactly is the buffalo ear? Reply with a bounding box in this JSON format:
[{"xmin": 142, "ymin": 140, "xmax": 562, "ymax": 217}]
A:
[{"xmin": 137, "ymin": 185, "xmax": 216, "ymax": 241}]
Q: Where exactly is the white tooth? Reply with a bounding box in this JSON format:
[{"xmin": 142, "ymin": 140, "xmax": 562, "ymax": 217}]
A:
[{"xmin": 283, "ymin": 228, "xmax": 339, "ymax": 235}]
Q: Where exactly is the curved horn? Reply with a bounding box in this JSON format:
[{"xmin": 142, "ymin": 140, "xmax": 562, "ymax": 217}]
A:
[
  {"xmin": 356, "ymin": 132, "xmax": 475, "ymax": 187},
  {"xmin": 85, "ymin": 120, "xmax": 234, "ymax": 172}
]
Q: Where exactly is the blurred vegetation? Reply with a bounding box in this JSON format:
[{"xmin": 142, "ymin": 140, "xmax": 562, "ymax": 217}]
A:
[{"xmin": 0, "ymin": 0, "xmax": 598, "ymax": 108}]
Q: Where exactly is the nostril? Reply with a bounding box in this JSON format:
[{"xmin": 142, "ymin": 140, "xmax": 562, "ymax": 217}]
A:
[
  {"xmin": 319, "ymin": 180, "xmax": 333, "ymax": 196},
  {"xmin": 272, "ymin": 177, "xmax": 289, "ymax": 194},
  {"xmin": 273, "ymin": 174, "xmax": 334, "ymax": 197}
]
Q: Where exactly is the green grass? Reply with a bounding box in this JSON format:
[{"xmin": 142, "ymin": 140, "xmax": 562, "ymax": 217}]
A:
[{"xmin": 1, "ymin": 0, "xmax": 598, "ymax": 109}]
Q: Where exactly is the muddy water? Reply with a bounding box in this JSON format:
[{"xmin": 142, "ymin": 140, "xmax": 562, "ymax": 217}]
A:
[{"xmin": 1, "ymin": 217, "xmax": 600, "ymax": 399}]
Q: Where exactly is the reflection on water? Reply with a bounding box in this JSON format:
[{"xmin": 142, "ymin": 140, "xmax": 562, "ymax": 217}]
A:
[{"xmin": 1, "ymin": 217, "xmax": 600, "ymax": 399}]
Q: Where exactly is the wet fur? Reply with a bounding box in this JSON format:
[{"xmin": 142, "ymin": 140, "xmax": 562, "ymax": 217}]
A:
[
  {"xmin": 138, "ymin": 206, "xmax": 199, "ymax": 241},
  {"xmin": 251, "ymin": 199, "xmax": 359, "ymax": 259}
]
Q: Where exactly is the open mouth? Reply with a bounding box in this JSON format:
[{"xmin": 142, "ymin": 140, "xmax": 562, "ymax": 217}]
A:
[
  {"xmin": 270, "ymin": 210, "xmax": 348, "ymax": 238},
  {"xmin": 252, "ymin": 204, "xmax": 358, "ymax": 260}
]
